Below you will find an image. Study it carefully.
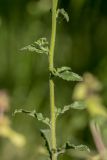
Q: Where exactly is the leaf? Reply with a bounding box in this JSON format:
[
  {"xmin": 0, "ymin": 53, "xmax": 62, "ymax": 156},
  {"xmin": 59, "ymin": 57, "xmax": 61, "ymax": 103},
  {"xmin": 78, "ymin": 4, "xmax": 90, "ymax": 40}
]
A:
[
  {"xmin": 56, "ymin": 8, "xmax": 69, "ymax": 22},
  {"xmin": 21, "ymin": 38, "xmax": 49, "ymax": 55},
  {"xmin": 57, "ymin": 142, "xmax": 90, "ymax": 156},
  {"xmin": 56, "ymin": 101, "xmax": 86, "ymax": 117},
  {"xmin": 40, "ymin": 129, "xmax": 52, "ymax": 159},
  {"xmin": 52, "ymin": 67, "xmax": 83, "ymax": 82},
  {"xmin": 13, "ymin": 109, "xmax": 50, "ymax": 127},
  {"xmin": 57, "ymin": 66, "xmax": 71, "ymax": 72}
]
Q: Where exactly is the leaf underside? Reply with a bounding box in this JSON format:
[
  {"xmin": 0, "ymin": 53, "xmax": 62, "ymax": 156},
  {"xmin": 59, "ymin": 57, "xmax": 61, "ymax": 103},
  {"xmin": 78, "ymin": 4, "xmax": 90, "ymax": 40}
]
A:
[
  {"xmin": 40, "ymin": 129, "xmax": 52, "ymax": 159},
  {"xmin": 56, "ymin": 101, "xmax": 86, "ymax": 117},
  {"xmin": 52, "ymin": 67, "xmax": 83, "ymax": 82},
  {"xmin": 13, "ymin": 109, "xmax": 50, "ymax": 127},
  {"xmin": 57, "ymin": 142, "xmax": 90, "ymax": 155},
  {"xmin": 57, "ymin": 8, "xmax": 69, "ymax": 22},
  {"xmin": 21, "ymin": 38, "xmax": 49, "ymax": 55},
  {"xmin": 40, "ymin": 131, "xmax": 90, "ymax": 158}
]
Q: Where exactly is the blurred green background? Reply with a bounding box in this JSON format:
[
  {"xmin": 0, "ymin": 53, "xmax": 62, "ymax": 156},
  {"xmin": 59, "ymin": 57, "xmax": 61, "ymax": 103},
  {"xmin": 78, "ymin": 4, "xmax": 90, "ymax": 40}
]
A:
[{"xmin": 0, "ymin": 0, "xmax": 107, "ymax": 159}]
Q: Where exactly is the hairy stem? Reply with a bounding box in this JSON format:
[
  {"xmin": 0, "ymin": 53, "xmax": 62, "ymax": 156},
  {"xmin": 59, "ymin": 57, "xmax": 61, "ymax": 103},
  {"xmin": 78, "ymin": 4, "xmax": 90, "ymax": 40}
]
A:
[{"xmin": 49, "ymin": 0, "xmax": 58, "ymax": 160}]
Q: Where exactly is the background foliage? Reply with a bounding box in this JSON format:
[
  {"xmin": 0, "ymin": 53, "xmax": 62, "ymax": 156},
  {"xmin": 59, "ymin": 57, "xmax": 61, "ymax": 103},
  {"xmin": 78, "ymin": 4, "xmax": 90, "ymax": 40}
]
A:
[{"xmin": 0, "ymin": 0, "xmax": 107, "ymax": 159}]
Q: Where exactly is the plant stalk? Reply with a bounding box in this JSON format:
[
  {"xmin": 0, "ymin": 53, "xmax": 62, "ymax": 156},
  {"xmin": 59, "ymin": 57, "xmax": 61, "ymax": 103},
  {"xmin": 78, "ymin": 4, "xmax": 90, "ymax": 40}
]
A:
[
  {"xmin": 49, "ymin": 0, "xmax": 58, "ymax": 160},
  {"xmin": 90, "ymin": 121, "xmax": 107, "ymax": 160}
]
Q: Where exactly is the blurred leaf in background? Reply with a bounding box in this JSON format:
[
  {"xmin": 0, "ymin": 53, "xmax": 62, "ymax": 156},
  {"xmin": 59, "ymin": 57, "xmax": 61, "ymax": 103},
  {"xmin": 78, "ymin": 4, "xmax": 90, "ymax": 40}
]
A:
[{"xmin": 0, "ymin": 90, "xmax": 26, "ymax": 160}]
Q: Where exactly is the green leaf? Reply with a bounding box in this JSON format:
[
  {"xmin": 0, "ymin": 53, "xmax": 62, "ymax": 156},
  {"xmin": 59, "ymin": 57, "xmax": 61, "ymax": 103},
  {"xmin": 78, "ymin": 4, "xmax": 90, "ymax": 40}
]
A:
[
  {"xmin": 14, "ymin": 109, "xmax": 36, "ymax": 117},
  {"xmin": 56, "ymin": 101, "xmax": 86, "ymax": 117},
  {"xmin": 57, "ymin": 142, "xmax": 90, "ymax": 155},
  {"xmin": 56, "ymin": 66, "xmax": 71, "ymax": 72},
  {"xmin": 13, "ymin": 109, "xmax": 50, "ymax": 127},
  {"xmin": 40, "ymin": 129, "xmax": 52, "ymax": 159},
  {"xmin": 21, "ymin": 38, "xmax": 49, "ymax": 55},
  {"xmin": 56, "ymin": 8, "xmax": 69, "ymax": 22},
  {"xmin": 52, "ymin": 67, "xmax": 83, "ymax": 82}
]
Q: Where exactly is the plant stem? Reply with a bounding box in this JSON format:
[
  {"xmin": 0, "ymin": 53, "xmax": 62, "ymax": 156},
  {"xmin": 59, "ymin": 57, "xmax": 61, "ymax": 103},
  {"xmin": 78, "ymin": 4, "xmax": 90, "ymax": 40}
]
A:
[
  {"xmin": 49, "ymin": 0, "xmax": 58, "ymax": 160},
  {"xmin": 90, "ymin": 121, "xmax": 107, "ymax": 160}
]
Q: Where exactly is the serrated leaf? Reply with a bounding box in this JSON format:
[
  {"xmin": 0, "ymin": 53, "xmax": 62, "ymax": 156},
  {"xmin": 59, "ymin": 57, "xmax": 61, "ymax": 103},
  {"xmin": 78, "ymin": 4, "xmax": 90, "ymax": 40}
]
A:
[
  {"xmin": 52, "ymin": 67, "xmax": 83, "ymax": 82},
  {"xmin": 56, "ymin": 101, "xmax": 86, "ymax": 117},
  {"xmin": 56, "ymin": 8, "xmax": 69, "ymax": 22},
  {"xmin": 14, "ymin": 109, "xmax": 37, "ymax": 117},
  {"xmin": 21, "ymin": 38, "xmax": 49, "ymax": 55},
  {"xmin": 40, "ymin": 129, "xmax": 52, "ymax": 159},
  {"xmin": 57, "ymin": 72, "xmax": 82, "ymax": 81},
  {"xmin": 57, "ymin": 66, "xmax": 71, "ymax": 72},
  {"xmin": 13, "ymin": 109, "xmax": 50, "ymax": 127},
  {"xmin": 57, "ymin": 142, "xmax": 90, "ymax": 155}
]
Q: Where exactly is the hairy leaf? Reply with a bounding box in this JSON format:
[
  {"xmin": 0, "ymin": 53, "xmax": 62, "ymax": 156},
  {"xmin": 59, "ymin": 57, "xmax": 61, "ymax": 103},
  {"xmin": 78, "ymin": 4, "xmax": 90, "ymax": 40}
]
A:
[
  {"xmin": 40, "ymin": 129, "xmax": 52, "ymax": 159},
  {"xmin": 56, "ymin": 101, "xmax": 86, "ymax": 117},
  {"xmin": 57, "ymin": 142, "xmax": 90, "ymax": 155},
  {"xmin": 57, "ymin": 9, "xmax": 69, "ymax": 22},
  {"xmin": 52, "ymin": 67, "xmax": 83, "ymax": 82},
  {"xmin": 21, "ymin": 38, "xmax": 49, "ymax": 55},
  {"xmin": 13, "ymin": 109, "xmax": 50, "ymax": 127},
  {"xmin": 56, "ymin": 66, "xmax": 71, "ymax": 72}
]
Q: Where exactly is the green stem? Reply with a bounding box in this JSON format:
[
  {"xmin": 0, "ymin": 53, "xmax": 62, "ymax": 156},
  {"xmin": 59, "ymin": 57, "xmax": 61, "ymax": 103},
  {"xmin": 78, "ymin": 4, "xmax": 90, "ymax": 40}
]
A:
[{"xmin": 49, "ymin": 0, "xmax": 58, "ymax": 160}]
